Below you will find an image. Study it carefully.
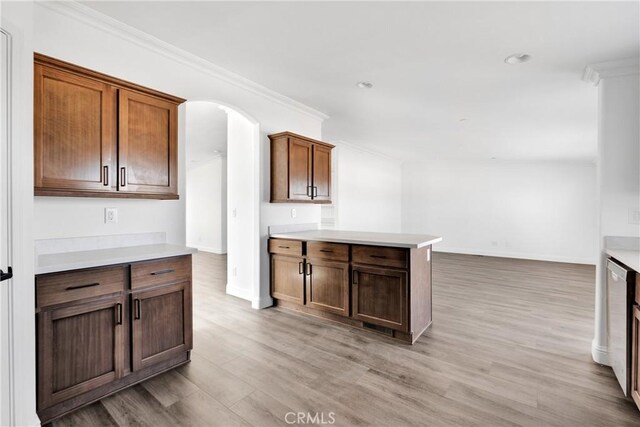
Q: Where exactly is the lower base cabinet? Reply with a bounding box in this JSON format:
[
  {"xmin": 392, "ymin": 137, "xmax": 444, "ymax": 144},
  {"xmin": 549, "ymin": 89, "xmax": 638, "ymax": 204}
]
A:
[
  {"xmin": 632, "ymin": 305, "xmax": 640, "ymax": 409},
  {"xmin": 269, "ymin": 239, "xmax": 432, "ymax": 343},
  {"xmin": 351, "ymin": 265, "xmax": 408, "ymax": 332},
  {"xmin": 36, "ymin": 255, "xmax": 192, "ymax": 424}
]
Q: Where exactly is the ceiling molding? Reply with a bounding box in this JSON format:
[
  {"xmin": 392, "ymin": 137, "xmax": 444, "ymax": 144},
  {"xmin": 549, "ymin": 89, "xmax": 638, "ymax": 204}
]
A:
[
  {"xmin": 582, "ymin": 57, "xmax": 640, "ymax": 86},
  {"xmin": 36, "ymin": 0, "xmax": 329, "ymax": 122},
  {"xmin": 331, "ymin": 139, "xmax": 402, "ymax": 163}
]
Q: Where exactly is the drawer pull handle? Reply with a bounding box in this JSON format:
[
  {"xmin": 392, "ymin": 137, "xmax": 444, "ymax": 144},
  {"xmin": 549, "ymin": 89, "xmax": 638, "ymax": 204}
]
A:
[
  {"xmin": 151, "ymin": 269, "xmax": 175, "ymax": 276},
  {"xmin": 65, "ymin": 282, "xmax": 99, "ymax": 291},
  {"xmin": 134, "ymin": 298, "xmax": 141, "ymax": 320},
  {"xmin": 278, "ymin": 246, "xmax": 290, "ymax": 249},
  {"xmin": 299, "ymin": 262, "xmax": 304, "ymax": 275},
  {"xmin": 115, "ymin": 303, "xmax": 123, "ymax": 325},
  {"xmin": 370, "ymin": 255, "xmax": 387, "ymax": 259},
  {"xmin": 319, "ymin": 249, "xmax": 333, "ymax": 253},
  {"xmin": 306, "ymin": 263, "xmax": 312, "ymax": 276}
]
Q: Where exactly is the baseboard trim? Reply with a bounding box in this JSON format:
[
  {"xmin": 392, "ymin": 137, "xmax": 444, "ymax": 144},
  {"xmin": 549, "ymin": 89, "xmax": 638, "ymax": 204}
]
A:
[
  {"xmin": 591, "ymin": 339, "xmax": 609, "ymax": 366},
  {"xmin": 252, "ymin": 296, "xmax": 274, "ymax": 310},
  {"xmin": 225, "ymin": 283, "xmax": 252, "ymax": 302},
  {"xmin": 433, "ymin": 247, "xmax": 596, "ymax": 265}
]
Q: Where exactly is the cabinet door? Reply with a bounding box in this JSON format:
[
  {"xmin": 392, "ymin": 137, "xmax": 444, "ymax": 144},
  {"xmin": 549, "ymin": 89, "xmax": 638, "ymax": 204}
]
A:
[
  {"xmin": 312, "ymin": 144, "xmax": 331, "ymax": 202},
  {"xmin": 288, "ymin": 137, "xmax": 313, "ymax": 201},
  {"xmin": 306, "ymin": 259, "xmax": 349, "ymax": 316},
  {"xmin": 34, "ymin": 65, "xmax": 116, "ymax": 192},
  {"xmin": 131, "ymin": 281, "xmax": 192, "ymax": 371},
  {"xmin": 37, "ymin": 296, "xmax": 124, "ymax": 410},
  {"xmin": 632, "ymin": 305, "xmax": 640, "ymax": 410},
  {"xmin": 271, "ymin": 255, "xmax": 305, "ymax": 304},
  {"xmin": 351, "ymin": 265, "xmax": 408, "ymax": 332},
  {"xmin": 119, "ymin": 89, "xmax": 178, "ymax": 196}
]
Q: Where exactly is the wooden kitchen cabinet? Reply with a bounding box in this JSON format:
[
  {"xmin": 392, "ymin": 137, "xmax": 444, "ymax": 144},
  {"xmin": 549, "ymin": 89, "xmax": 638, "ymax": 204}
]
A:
[
  {"xmin": 34, "ymin": 53, "xmax": 184, "ymax": 199},
  {"xmin": 131, "ymin": 281, "xmax": 192, "ymax": 371},
  {"xmin": 352, "ymin": 265, "xmax": 408, "ymax": 332},
  {"xmin": 34, "ymin": 64, "xmax": 116, "ymax": 193},
  {"xmin": 271, "ymin": 254, "xmax": 305, "ymax": 304},
  {"xmin": 632, "ymin": 304, "xmax": 640, "ymax": 409},
  {"xmin": 36, "ymin": 255, "xmax": 193, "ymax": 424},
  {"xmin": 269, "ymin": 131, "xmax": 334, "ymax": 203},
  {"xmin": 305, "ymin": 258, "xmax": 349, "ymax": 316},
  {"xmin": 37, "ymin": 294, "xmax": 124, "ymax": 409}
]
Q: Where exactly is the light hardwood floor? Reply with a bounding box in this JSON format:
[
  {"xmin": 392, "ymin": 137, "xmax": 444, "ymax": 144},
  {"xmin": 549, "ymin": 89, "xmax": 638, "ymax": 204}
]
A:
[{"xmin": 53, "ymin": 252, "xmax": 640, "ymax": 426}]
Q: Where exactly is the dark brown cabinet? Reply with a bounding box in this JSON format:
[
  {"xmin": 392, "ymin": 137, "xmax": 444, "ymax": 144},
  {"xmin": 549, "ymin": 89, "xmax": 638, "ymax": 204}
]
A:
[
  {"xmin": 271, "ymin": 255, "xmax": 305, "ymax": 304},
  {"xmin": 36, "ymin": 255, "xmax": 192, "ymax": 424},
  {"xmin": 632, "ymin": 304, "xmax": 640, "ymax": 409},
  {"xmin": 37, "ymin": 294, "xmax": 124, "ymax": 409},
  {"xmin": 305, "ymin": 258, "xmax": 349, "ymax": 316},
  {"xmin": 269, "ymin": 131, "xmax": 334, "ymax": 204},
  {"xmin": 269, "ymin": 238, "xmax": 433, "ymax": 343},
  {"xmin": 351, "ymin": 265, "xmax": 408, "ymax": 332},
  {"xmin": 132, "ymin": 281, "xmax": 192, "ymax": 371},
  {"xmin": 34, "ymin": 53, "xmax": 184, "ymax": 199}
]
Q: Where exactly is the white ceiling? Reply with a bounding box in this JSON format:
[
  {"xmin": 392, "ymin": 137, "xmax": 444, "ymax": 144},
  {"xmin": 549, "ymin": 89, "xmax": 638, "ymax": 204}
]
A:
[{"xmin": 82, "ymin": 1, "xmax": 639, "ymax": 161}]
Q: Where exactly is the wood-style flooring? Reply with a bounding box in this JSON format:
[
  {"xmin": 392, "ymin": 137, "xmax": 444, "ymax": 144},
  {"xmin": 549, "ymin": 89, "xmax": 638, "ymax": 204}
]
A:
[{"xmin": 54, "ymin": 252, "xmax": 640, "ymax": 426}]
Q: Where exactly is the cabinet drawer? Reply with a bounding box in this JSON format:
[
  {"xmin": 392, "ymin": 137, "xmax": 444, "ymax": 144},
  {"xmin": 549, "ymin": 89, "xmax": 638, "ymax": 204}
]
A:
[
  {"xmin": 269, "ymin": 239, "xmax": 303, "ymax": 257},
  {"xmin": 131, "ymin": 256, "xmax": 191, "ymax": 290},
  {"xmin": 352, "ymin": 245, "xmax": 408, "ymax": 269},
  {"xmin": 36, "ymin": 266, "xmax": 126, "ymax": 308},
  {"xmin": 307, "ymin": 241, "xmax": 349, "ymax": 261}
]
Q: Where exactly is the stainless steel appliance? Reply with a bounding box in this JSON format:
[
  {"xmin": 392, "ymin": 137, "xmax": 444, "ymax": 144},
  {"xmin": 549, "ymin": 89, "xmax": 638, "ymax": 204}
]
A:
[{"xmin": 607, "ymin": 258, "xmax": 635, "ymax": 395}]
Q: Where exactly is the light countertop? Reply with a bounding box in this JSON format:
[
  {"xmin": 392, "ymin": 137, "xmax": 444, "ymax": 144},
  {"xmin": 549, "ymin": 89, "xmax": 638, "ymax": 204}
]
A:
[
  {"xmin": 606, "ymin": 248, "xmax": 640, "ymax": 273},
  {"xmin": 269, "ymin": 229, "xmax": 442, "ymax": 249},
  {"xmin": 36, "ymin": 243, "xmax": 197, "ymax": 275}
]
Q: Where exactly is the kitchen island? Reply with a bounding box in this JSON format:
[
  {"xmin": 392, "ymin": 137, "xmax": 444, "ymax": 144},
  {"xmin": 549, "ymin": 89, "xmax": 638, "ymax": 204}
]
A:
[{"xmin": 268, "ymin": 230, "xmax": 442, "ymax": 343}]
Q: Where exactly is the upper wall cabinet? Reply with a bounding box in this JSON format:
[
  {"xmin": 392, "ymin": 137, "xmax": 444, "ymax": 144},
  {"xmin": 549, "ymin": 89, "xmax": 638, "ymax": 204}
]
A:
[
  {"xmin": 34, "ymin": 54, "xmax": 185, "ymax": 200},
  {"xmin": 269, "ymin": 131, "xmax": 334, "ymax": 204}
]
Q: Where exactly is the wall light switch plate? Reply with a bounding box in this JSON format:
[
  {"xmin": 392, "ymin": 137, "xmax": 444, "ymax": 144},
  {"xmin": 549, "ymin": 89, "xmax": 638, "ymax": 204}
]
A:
[
  {"xmin": 105, "ymin": 208, "xmax": 118, "ymax": 224},
  {"xmin": 291, "ymin": 208, "xmax": 297, "ymax": 218}
]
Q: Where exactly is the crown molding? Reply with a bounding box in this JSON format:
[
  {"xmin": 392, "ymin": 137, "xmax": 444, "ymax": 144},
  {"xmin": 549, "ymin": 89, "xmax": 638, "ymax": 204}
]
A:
[
  {"xmin": 36, "ymin": 0, "xmax": 329, "ymax": 121},
  {"xmin": 582, "ymin": 57, "xmax": 640, "ymax": 86}
]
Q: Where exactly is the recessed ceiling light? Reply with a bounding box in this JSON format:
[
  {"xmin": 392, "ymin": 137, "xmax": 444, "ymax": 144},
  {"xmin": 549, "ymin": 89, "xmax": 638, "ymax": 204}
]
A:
[
  {"xmin": 356, "ymin": 81, "xmax": 373, "ymax": 89},
  {"xmin": 504, "ymin": 53, "xmax": 532, "ymax": 64}
]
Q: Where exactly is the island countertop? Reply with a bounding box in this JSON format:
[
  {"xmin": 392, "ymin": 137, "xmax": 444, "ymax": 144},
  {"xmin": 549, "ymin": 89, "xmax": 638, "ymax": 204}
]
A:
[
  {"xmin": 606, "ymin": 248, "xmax": 640, "ymax": 273},
  {"xmin": 269, "ymin": 229, "xmax": 442, "ymax": 249}
]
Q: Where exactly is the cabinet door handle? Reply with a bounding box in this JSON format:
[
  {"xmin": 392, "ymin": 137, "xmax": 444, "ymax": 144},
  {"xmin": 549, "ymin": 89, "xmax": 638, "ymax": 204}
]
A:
[
  {"xmin": 134, "ymin": 298, "xmax": 141, "ymax": 320},
  {"xmin": 120, "ymin": 167, "xmax": 127, "ymax": 187},
  {"xmin": 103, "ymin": 165, "xmax": 109, "ymax": 186},
  {"xmin": 370, "ymin": 255, "xmax": 387, "ymax": 259},
  {"xmin": 313, "ymin": 186, "xmax": 318, "ymax": 198},
  {"xmin": 299, "ymin": 261, "xmax": 304, "ymax": 275},
  {"xmin": 115, "ymin": 303, "xmax": 123, "ymax": 325},
  {"xmin": 353, "ymin": 270, "xmax": 358, "ymax": 284},
  {"xmin": 306, "ymin": 263, "xmax": 312, "ymax": 276},
  {"xmin": 65, "ymin": 282, "xmax": 99, "ymax": 291},
  {"xmin": 307, "ymin": 185, "xmax": 313, "ymax": 198},
  {"xmin": 150, "ymin": 269, "xmax": 175, "ymax": 276}
]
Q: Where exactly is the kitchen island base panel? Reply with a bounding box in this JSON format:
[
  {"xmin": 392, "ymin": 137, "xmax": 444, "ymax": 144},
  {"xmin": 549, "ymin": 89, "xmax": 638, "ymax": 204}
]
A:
[
  {"xmin": 274, "ymin": 299, "xmax": 432, "ymax": 344},
  {"xmin": 37, "ymin": 352, "xmax": 190, "ymax": 425}
]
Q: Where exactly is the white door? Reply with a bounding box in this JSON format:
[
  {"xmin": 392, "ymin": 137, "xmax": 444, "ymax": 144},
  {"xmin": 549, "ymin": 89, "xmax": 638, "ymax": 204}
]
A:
[{"xmin": 0, "ymin": 26, "xmax": 14, "ymax": 427}]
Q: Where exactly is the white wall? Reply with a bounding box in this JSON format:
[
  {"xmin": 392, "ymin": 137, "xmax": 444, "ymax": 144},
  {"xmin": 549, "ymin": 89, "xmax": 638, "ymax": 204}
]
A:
[
  {"xmin": 333, "ymin": 143, "xmax": 402, "ymax": 232},
  {"xmin": 186, "ymin": 157, "xmax": 227, "ymax": 253},
  {"xmin": 402, "ymin": 160, "xmax": 598, "ymax": 264},
  {"xmin": 592, "ymin": 70, "xmax": 640, "ymax": 365}
]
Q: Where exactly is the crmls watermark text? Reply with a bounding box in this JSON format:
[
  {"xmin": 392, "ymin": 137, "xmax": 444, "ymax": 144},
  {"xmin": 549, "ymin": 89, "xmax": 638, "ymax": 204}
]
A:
[{"xmin": 284, "ymin": 411, "xmax": 336, "ymax": 425}]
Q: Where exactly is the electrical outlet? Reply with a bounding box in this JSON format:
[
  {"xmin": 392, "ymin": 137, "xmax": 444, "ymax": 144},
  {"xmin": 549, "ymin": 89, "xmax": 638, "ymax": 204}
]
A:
[
  {"xmin": 291, "ymin": 208, "xmax": 297, "ymax": 218},
  {"xmin": 232, "ymin": 208, "xmax": 237, "ymax": 218},
  {"xmin": 105, "ymin": 208, "xmax": 118, "ymax": 224},
  {"xmin": 629, "ymin": 209, "xmax": 640, "ymax": 225}
]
